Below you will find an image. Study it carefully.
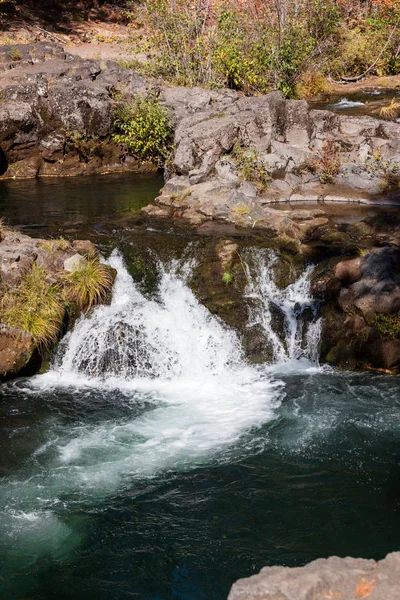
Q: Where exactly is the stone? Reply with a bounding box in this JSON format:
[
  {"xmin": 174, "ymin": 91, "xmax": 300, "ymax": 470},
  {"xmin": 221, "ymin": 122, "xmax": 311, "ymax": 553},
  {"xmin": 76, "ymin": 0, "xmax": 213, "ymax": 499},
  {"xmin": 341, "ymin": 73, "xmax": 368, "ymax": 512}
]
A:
[
  {"xmin": 335, "ymin": 257, "xmax": 362, "ymax": 284},
  {"xmin": 63, "ymin": 253, "xmax": 87, "ymax": 272},
  {"xmin": 72, "ymin": 240, "xmax": 97, "ymax": 256},
  {"xmin": 0, "ymin": 325, "xmax": 34, "ymax": 378},
  {"xmin": 228, "ymin": 552, "xmax": 400, "ymax": 600}
]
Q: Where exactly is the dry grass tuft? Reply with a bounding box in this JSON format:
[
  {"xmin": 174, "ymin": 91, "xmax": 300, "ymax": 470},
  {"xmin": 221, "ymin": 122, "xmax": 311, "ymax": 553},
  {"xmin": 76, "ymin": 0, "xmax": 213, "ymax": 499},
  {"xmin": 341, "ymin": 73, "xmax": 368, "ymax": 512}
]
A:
[
  {"xmin": 39, "ymin": 237, "xmax": 71, "ymax": 253},
  {"xmin": 64, "ymin": 258, "xmax": 115, "ymax": 312},
  {"xmin": 0, "ymin": 263, "xmax": 65, "ymax": 349},
  {"xmin": 379, "ymin": 98, "xmax": 400, "ymax": 121}
]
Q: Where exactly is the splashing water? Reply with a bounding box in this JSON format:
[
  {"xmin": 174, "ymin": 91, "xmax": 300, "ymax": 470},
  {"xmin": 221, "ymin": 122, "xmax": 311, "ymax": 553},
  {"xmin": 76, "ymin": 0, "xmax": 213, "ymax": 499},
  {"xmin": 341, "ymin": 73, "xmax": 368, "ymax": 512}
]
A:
[
  {"xmin": 0, "ymin": 251, "xmax": 284, "ymax": 560},
  {"xmin": 244, "ymin": 249, "xmax": 321, "ymax": 366}
]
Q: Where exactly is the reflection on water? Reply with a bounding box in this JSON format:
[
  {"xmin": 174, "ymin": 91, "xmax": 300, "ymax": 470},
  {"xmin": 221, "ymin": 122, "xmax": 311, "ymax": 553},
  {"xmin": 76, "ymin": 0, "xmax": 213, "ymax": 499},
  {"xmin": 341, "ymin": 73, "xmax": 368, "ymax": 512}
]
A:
[
  {"xmin": 309, "ymin": 89, "xmax": 400, "ymax": 119},
  {"xmin": 0, "ymin": 172, "xmax": 163, "ymax": 231}
]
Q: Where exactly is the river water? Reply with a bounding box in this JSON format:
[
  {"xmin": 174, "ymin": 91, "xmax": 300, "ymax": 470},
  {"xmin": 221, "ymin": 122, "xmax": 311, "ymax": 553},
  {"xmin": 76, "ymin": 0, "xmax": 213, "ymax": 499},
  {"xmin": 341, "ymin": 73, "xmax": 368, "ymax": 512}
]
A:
[{"xmin": 0, "ymin": 175, "xmax": 399, "ymax": 600}]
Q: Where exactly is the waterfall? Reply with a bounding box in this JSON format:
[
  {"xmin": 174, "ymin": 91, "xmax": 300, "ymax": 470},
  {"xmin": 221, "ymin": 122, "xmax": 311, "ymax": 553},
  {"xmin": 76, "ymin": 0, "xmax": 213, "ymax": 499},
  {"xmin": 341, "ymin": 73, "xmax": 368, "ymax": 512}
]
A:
[
  {"xmin": 54, "ymin": 251, "xmax": 243, "ymax": 381},
  {"xmin": 0, "ymin": 247, "xmax": 323, "ymax": 561},
  {"xmin": 244, "ymin": 249, "xmax": 321, "ymax": 366}
]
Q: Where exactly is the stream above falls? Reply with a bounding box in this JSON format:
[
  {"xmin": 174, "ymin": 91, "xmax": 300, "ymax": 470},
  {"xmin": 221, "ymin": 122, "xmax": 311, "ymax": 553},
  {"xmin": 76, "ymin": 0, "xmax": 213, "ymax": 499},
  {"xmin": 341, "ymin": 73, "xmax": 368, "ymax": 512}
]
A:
[{"xmin": 0, "ymin": 174, "xmax": 399, "ymax": 600}]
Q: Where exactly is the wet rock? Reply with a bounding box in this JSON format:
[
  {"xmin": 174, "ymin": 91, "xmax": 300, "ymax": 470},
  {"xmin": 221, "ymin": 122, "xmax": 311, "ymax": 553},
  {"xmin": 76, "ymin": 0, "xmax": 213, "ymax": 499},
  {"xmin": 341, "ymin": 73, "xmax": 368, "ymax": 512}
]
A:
[
  {"xmin": 228, "ymin": 551, "xmax": 400, "ymax": 600},
  {"xmin": 0, "ymin": 325, "xmax": 34, "ymax": 379},
  {"xmin": 321, "ymin": 246, "xmax": 400, "ymax": 371},
  {"xmin": 216, "ymin": 240, "xmax": 239, "ymax": 270},
  {"xmin": 72, "ymin": 240, "xmax": 97, "ymax": 256}
]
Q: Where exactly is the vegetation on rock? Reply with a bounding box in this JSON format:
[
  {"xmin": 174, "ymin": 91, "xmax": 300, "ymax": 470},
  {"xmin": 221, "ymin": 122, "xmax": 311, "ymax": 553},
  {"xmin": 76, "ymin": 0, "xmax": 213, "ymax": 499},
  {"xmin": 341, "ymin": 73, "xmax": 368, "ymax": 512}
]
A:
[
  {"xmin": 0, "ymin": 263, "xmax": 65, "ymax": 349},
  {"xmin": 232, "ymin": 144, "xmax": 271, "ymax": 190},
  {"xmin": 64, "ymin": 257, "xmax": 115, "ymax": 312},
  {"xmin": 305, "ymin": 139, "xmax": 341, "ymax": 184},
  {"xmin": 112, "ymin": 95, "xmax": 172, "ymax": 165},
  {"xmin": 374, "ymin": 312, "xmax": 400, "ymax": 338}
]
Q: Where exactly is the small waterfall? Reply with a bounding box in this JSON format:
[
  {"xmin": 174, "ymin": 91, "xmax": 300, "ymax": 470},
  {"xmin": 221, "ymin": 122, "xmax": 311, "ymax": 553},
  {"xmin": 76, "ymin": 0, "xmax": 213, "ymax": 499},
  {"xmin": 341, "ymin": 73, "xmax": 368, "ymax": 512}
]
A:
[
  {"xmin": 54, "ymin": 251, "xmax": 243, "ymax": 381},
  {"xmin": 244, "ymin": 249, "xmax": 321, "ymax": 365}
]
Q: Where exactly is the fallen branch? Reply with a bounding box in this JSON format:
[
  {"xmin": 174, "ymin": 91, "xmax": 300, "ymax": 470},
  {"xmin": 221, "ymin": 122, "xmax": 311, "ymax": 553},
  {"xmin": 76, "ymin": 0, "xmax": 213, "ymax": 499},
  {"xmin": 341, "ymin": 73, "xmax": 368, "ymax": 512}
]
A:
[
  {"xmin": 329, "ymin": 15, "xmax": 400, "ymax": 84},
  {"xmin": 34, "ymin": 26, "xmax": 67, "ymax": 45}
]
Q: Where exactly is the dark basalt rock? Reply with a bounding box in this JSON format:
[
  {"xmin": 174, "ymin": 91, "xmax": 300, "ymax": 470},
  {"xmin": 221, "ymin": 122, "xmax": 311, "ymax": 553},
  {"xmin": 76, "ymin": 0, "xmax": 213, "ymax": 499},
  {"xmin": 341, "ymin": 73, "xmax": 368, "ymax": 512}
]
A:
[{"xmin": 319, "ymin": 246, "xmax": 400, "ymax": 372}]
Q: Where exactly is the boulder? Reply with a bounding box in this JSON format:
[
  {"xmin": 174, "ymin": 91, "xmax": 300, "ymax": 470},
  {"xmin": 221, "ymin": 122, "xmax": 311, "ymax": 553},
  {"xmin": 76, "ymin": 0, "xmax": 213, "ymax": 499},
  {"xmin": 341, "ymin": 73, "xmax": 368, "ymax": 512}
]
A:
[
  {"xmin": 0, "ymin": 325, "xmax": 34, "ymax": 378},
  {"xmin": 228, "ymin": 552, "xmax": 400, "ymax": 600},
  {"xmin": 64, "ymin": 253, "xmax": 87, "ymax": 272}
]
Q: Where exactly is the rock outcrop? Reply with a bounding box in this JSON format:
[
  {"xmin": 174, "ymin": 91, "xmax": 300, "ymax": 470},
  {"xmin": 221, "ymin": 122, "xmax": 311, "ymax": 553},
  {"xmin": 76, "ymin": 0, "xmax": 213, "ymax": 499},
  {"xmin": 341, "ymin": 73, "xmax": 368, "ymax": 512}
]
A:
[
  {"xmin": 228, "ymin": 552, "xmax": 400, "ymax": 600},
  {"xmin": 0, "ymin": 41, "xmax": 152, "ymax": 177},
  {"xmin": 317, "ymin": 246, "xmax": 400, "ymax": 372},
  {"xmin": 0, "ymin": 228, "xmax": 115, "ymax": 380},
  {"xmin": 144, "ymin": 87, "xmax": 400, "ymax": 242}
]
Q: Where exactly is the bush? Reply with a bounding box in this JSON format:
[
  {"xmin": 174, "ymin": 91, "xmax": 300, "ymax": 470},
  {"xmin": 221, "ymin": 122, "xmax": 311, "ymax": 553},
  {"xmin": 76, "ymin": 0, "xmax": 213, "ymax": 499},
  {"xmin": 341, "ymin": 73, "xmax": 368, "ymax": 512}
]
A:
[
  {"xmin": 295, "ymin": 71, "xmax": 332, "ymax": 99},
  {"xmin": 64, "ymin": 257, "xmax": 115, "ymax": 312},
  {"xmin": 112, "ymin": 94, "xmax": 172, "ymax": 165},
  {"xmin": 0, "ymin": 264, "xmax": 65, "ymax": 349},
  {"xmin": 306, "ymin": 139, "xmax": 341, "ymax": 183},
  {"xmin": 232, "ymin": 144, "xmax": 271, "ymax": 190}
]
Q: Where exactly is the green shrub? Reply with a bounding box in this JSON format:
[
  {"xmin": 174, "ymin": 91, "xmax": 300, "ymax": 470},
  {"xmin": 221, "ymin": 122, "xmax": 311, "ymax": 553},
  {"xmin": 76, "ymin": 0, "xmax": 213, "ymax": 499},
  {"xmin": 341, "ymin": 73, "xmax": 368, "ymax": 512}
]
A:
[
  {"xmin": 0, "ymin": 264, "xmax": 65, "ymax": 349},
  {"xmin": 222, "ymin": 272, "xmax": 234, "ymax": 285},
  {"xmin": 232, "ymin": 144, "xmax": 271, "ymax": 190},
  {"xmin": 112, "ymin": 94, "xmax": 172, "ymax": 165},
  {"xmin": 64, "ymin": 258, "xmax": 115, "ymax": 312}
]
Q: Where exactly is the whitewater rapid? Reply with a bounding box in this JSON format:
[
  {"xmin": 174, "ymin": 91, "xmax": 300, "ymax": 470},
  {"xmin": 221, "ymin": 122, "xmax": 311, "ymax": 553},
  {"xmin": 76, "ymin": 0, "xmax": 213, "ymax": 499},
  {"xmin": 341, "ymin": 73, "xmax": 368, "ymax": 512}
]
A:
[{"xmin": 0, "ymin": 249, "xmax": 321, "ymax": 559}]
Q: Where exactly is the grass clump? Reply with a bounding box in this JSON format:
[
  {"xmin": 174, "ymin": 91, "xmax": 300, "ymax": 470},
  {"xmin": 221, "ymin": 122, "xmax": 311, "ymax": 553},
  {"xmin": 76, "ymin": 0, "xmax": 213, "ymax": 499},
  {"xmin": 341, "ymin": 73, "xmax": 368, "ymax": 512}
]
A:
[
  {"xmin": 8, "ymin": 46, "xmax": 21, "ymax": 61},
  {"xmin": 39, "ymin": 237, "xmax": 71, "ymax": 253},
  {"xmin": 0, "ymin": 264, "xmax": 65, "ymax": 349},
  {"xmin": 64, "ymin": 257, "xmax": 114, "ymax": 312},
  {"xmin": 232, "ymin": 203, "xmax": 252, "ymax": 218},
  {"xmin": 374, "ymin": 312, "xmax": 400, "ymax": 338},
  {"xmin": 112, "ymin": 94, "xmax": 172, "ymax": 165},
  {"xmin": 379, "ymin": 98, "xmax": 400, "ymax": 121},
  {"xmin": 232, "ymin": 144, "xmax": 271, "ymax": 190}
]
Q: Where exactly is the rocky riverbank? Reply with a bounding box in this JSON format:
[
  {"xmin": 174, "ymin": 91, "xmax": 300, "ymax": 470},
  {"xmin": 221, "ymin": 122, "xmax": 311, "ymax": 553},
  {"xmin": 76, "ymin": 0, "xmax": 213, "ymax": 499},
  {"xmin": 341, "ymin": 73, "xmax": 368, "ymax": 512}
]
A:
[
  {"xmin": 0, "ymin": 41, "xmax": 400, "ymax": 373},
  {"xmin": 228, "ymin": 551, "xmax": 400, "ymax": 600},
  {"xmin": 0, "ymin": 227, "xmax": 115, "ymax": 379}
]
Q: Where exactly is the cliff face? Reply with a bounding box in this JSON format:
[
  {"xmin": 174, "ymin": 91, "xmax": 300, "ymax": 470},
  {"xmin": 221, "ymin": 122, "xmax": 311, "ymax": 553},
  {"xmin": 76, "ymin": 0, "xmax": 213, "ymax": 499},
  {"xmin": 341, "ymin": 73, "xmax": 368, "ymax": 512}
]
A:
[
  {"xmin": 228, "ymin": 552, "xmax": 400, "ymax": 600},
  {"xmin": 0, "ymin": 42, "xmax": 153, "ymax": 177}
]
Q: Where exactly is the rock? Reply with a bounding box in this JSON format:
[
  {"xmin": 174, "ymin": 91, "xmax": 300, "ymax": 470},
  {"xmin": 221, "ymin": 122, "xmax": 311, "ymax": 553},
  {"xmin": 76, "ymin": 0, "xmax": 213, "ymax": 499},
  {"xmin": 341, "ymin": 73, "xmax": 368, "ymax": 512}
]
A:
[
  {"xmin": 335, "ymin": 257, "xmax": 362, "ymax": 284},
  {"xmin": 321, "ymin": 247, "xmax": 400, "ymax": 372},
  {"xmin": 72, "ymin": 240, "xmax": 97, "ymax": 256},
  {"xmin": 228, "ymin": 551, "xmax": 400, "ymax": 600},
  {"xmin": 216, "ymin": 240, "xmax": 239, "ymax": 270},
  {"xmin": 63, "ymin": 253, "xmax": 87, "ymax": 272},
  {"xmin": 0, "ymin": 325, "xmax": 34, "ymax": 379}
]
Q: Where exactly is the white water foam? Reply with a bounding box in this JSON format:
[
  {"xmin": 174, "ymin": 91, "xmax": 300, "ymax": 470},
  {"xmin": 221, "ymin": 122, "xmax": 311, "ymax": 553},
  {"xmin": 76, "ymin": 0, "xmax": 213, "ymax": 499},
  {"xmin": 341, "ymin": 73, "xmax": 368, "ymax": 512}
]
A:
[
  {"xmin": 327, "ymin": 98, "xmax": 365, "ymax": 109},
  {"xmin": 244, "ymin": 249, "xmax": 321, "ymax": 367},
  {"xmin": 0, "ymin": 251, "xmax": 284, "ymax": 555}
]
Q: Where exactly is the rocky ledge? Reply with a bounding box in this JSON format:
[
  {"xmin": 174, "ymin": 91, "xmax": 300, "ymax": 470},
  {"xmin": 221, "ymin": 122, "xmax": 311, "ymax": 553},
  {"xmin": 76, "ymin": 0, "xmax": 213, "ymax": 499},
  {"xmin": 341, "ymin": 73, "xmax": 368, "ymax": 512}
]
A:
[
  {"xmin": 143, "ymin": 88, "xmax": 400, "ymax": 248},
  {"xmin": 0, "ymin": 41, "xmax": 153, "ymax": 177},
  {"xmin": 0, "ymin": 228, "xmax": 115, "ymax": 379},
  {"xmin": 228, "ymin": 551, "xmax": 400, "ymax": 600}
]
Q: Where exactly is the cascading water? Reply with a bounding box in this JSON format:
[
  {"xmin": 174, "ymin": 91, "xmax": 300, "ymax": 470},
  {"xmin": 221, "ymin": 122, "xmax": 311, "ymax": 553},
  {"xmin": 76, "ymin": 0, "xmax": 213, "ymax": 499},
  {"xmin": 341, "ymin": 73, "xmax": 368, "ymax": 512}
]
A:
[
  {"xmin": 244, "ymin": 249, "xmax": 321, "ymax": 366},
  {"xmin": 0, "ymin": 250, "xmax": 286, "ymax": 560},
  {"xmin": 0, "ymin": 246, "xmax": 323, "ymax": 572}
]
